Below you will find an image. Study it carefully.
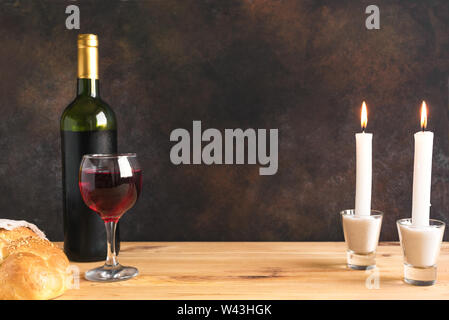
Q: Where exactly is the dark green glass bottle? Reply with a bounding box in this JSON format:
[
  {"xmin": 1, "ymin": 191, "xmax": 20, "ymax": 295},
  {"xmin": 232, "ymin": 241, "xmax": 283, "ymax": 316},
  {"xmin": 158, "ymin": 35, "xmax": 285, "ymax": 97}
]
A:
[{"xmin": 61, "ymin": 34, "xmax": 120, "ymax": 262}]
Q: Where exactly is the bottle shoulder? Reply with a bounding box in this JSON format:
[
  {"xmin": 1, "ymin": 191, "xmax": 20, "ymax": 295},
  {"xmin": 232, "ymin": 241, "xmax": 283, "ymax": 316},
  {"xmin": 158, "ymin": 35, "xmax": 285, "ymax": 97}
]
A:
[{"xmin": 61, "ymin": 96, "xmax": 117, "ymax": 132}]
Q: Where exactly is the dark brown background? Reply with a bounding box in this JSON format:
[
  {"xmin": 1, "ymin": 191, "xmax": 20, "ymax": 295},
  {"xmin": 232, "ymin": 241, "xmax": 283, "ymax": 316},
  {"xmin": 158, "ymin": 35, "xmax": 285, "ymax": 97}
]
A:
[{"xmin": 0, "ymin": 0, "xmax": 448, "ymax": 241}]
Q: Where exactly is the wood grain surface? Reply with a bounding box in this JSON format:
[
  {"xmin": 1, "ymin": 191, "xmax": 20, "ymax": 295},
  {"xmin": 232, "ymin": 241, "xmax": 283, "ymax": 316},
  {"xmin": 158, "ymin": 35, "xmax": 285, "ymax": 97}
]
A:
[{"xmin": 57, "ymin": 242, "xmax": 449, "ymax": 300}]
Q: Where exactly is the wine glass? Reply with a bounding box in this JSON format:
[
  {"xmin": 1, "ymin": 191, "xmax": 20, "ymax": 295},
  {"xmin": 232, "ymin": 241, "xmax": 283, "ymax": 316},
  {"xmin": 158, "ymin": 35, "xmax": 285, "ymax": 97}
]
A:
[{"xmin": 79, "ymin": 153, "xmax": 142, "ymax": 282}]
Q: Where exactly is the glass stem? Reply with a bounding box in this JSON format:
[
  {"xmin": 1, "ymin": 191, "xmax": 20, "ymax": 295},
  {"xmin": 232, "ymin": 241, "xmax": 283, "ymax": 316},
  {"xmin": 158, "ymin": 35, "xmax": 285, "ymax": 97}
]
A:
[{"xmin": 104, "ymin": 221, "xmax": 119, "ymax": 267}]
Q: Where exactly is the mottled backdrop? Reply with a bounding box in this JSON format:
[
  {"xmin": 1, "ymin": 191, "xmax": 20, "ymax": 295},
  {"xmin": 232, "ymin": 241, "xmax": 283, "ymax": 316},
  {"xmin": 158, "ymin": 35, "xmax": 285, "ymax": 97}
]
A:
[{"xmin": 0, "ymin": 0, "xmax": 448, "ymax": 241}]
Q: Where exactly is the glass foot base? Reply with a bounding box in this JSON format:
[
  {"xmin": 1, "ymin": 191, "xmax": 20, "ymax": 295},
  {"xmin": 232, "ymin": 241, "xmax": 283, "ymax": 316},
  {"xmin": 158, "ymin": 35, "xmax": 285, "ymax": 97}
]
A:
[
  {"xmin": 404, "ymin": 264, "xmax": 436, "ymax": 286},
  {"xmin": 347, "ymin": 251, "xmax": 376, "ymax": 270},
  {"xmin": 85, "ymin": 264, "xmax": 139, "ymax": 282}
]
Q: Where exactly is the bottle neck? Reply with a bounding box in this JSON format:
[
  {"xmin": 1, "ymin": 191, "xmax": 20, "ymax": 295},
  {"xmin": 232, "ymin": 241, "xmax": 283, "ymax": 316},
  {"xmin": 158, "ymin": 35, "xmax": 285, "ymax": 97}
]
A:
[
  {"xmin": 77, "ymin": 78, "xmax": 100, "ymax": 97},
  {"xmin": 77, "ymin": 34, "xmax": 99, "ymax": 97}
]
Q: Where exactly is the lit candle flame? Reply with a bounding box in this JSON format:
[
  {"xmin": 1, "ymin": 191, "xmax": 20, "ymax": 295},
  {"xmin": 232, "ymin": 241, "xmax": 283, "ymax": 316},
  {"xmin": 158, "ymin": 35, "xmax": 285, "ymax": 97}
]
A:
[
  {"xmin": 361, "ymin": 101, "xmax": 368, "ymax": 132},
  {"xmin": 420, "ymin": 101, "xmax": 427, "ymax": 131}
]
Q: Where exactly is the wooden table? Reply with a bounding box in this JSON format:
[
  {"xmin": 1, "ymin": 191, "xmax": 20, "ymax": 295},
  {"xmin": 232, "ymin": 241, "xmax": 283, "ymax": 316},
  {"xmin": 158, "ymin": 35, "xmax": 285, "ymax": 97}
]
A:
[{"xmin": 58, "ymin": 242, "xmax": 449, "ymax": 300}]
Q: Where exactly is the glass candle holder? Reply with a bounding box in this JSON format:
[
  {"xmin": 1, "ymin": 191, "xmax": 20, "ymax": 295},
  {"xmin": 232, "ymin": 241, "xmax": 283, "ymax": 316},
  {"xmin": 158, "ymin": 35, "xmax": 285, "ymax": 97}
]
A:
[
  {"xmin": 341, "ymin": 209, "xmax": 383, "ymax": 270},
  {"xmin": 397, "ymin": 218, "xmax": 445, "ymax": 286}
]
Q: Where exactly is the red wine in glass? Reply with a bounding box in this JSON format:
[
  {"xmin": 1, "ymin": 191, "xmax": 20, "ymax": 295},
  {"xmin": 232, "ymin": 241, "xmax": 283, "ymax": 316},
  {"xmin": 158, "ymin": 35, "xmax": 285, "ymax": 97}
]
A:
[
  {"xmin": 79, "ymin": 169, "xmax": 142, "ymax": 223},
  {"xmin": 79, "ymin": 153, "xmax": 141, "ymax": 282}
]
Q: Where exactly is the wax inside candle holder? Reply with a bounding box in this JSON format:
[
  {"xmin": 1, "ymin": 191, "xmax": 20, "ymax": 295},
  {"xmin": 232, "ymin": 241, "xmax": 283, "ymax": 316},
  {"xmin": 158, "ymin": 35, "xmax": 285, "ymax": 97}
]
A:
[
  {"xmin": 342, "ymin": 210, "xmax": 382, "ymax": 253},
  {"xmin": 340, "ymin": 209, "xmax": 383, "ymax": 270},
  {"xmin": 397, "ymin": 219, "xmax": 444, "ymax": 267}
]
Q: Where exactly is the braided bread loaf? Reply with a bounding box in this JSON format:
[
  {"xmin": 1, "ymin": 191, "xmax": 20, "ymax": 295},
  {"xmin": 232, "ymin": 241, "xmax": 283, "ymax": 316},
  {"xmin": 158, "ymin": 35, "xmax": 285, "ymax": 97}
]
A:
[{"xmin": 0, "ymin": 226, "xmax": 72, "ymax": 300}]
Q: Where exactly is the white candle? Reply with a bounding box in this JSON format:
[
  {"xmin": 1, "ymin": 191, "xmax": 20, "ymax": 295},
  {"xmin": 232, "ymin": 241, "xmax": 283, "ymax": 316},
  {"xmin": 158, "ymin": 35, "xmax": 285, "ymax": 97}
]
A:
[
  {"xmin": 412, "ymin": 101, "xmax": 433, "ymax": 227},
  {"xmin": 355, "ymin": 102, "xmax": 372, "ymax": 216}
]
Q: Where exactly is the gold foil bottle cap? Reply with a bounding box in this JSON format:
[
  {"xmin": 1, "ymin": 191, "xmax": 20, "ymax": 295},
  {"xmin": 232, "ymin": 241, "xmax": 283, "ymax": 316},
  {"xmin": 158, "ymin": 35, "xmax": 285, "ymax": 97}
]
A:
[
  {"xmin": 77, "ymin": 34, "xmax": 98, "ymax": 79},
  {"xmin": 78, "ymin": 34, "xmax": 98, "ymax": 48}
]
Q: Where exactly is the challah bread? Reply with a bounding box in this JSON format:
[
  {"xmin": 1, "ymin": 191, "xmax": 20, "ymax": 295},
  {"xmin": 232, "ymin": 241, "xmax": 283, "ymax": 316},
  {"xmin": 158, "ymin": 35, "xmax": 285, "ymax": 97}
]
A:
[{"xmin": 0, "ymin": 225, "xmax": 72, "ymax": 300}]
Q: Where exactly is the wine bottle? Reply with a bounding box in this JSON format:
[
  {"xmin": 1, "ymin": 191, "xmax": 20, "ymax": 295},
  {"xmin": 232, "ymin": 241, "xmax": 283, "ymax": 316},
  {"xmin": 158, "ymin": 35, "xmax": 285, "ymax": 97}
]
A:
[{"xmin": 61, "ymin": 34, "xmax": 120, "ymax": 262}]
